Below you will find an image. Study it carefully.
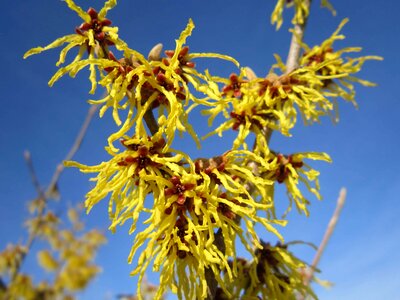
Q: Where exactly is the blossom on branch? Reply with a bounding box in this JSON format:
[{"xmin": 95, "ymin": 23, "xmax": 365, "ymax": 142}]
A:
[
  {"xmin": 219, "ymin": 242, "xmax": 316, "ymax": 299},
  {"xmin": 300, "ymin": 18, "xmax": 383, "ymax": 109},
  {"xmin": 21, "ymin": 0, "xmax": 382, "ymax": 299},
  {"xmin": 24, "ymin": 0, "xmax": 126, "ymax": 94},
  {"xmin": 265, "ymin": 151, "xmax": 332, "ymax": 216},
  {"xmin": 65, "ymin": 135, "xmax": 186, "ymax": 234}
]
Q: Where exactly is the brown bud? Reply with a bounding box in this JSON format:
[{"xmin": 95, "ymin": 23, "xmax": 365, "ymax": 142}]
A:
[{"xmin": 148, "ymin": 43, "xmax": 163, "ymax": 61}]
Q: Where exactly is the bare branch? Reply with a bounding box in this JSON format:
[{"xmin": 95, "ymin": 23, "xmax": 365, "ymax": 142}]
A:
[
  {"xmin": 285, "ymin": 0, "xmax": 311, "ymax": 74},
  {"xmin": 46, "ymin": 104, "xmax": 98, "ymax": 198},
  {"xmin": 300, "ymin": 188, "xmax": 347, "ymax": 298},
  {"xmin": 24, "ymin": 150, "xmax": 46, "ymax": 200},
  {"xmin": 2, "ymin": 105, "xmax": 99, "ymax": 287}
]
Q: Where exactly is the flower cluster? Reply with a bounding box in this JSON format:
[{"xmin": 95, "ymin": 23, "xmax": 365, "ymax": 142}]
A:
[
  {"xmin": 23, "ymin": 0, "xmax": 380, "ymax": 299},
  {"xmin": 203, "ymin": 64, "xmax": 338, "ymax": 150},
  {"xmin": 218, "ymin": 242, "xmax": 316, "ymax": 299},
  {"xmin": 203, "ymin": 18, "xmax": 381, "ymax": 151},
  {"xmin": 300, "ymin": 18, "xmax": 383, "ymax": 108},
  {"xmin": 24, "ymin": 1, "xmax": 238, "ymax": 153},
  {"xmin": 0, "ymin": 207, "xmax": 105, "ymax": 300},
  {"xmin": 68, "ymin": 141, "xmax": 286, "ymax": 298}
]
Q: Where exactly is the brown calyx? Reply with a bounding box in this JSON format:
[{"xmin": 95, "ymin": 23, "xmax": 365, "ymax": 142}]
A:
[{"xmin": 75, "ymin": 7, "xmax": 113, "ymax": 44}]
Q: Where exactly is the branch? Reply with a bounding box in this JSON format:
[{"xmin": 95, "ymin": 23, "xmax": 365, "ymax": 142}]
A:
[
  {"xmin": 144, "ymin": 109, "xmax": 159, "ymax": 136},
  {"xmin": 300, "ymin": 188, "xmax": 347, "ymax": 298},
  {"xmin": 285, "ymin": 0, "xmax": 311, "ymax": 74},
  {"xmin": 3, "ymin": 104, "xmax": 99, "ymax": 286},
  {"xmin": 24, "ymin": 151, "xmax": 46, "ymax": 199},
  {"xmin": 46, "ymin": 104, "xmax": 98, "ymax": 198}
]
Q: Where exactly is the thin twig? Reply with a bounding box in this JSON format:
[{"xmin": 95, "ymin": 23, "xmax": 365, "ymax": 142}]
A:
[
  {"xmin": 300, "ymin": 188, "xmax": 347, "ymax": 298},
  {"xmin": 2, "ymin": 105, "xmax": 99, "ymax": 288},
  {"xmin": 7, "ymin": 152, "xmax": 47, "ymax": 282},
  {"xmin": 24, "ymin": 151, "xmax": 46, "ymax": 199},
  {"xmin": 46, "ymin": 104, "xmax": 99, "ymax": 198}
]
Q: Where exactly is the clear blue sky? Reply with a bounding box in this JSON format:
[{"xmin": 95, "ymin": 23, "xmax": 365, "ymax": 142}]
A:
[{"xmin": 1, "ymin": 1, "xmax": 399, "ymax": 299}]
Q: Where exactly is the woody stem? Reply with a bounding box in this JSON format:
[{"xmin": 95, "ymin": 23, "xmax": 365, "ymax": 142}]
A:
[
  {"xmin": 144, "ymin": 109, "xmax": 159, "ymax": 136},
  {"xmin": 285, "ymin": 0, "xmax": 312, "ymax": 74}
]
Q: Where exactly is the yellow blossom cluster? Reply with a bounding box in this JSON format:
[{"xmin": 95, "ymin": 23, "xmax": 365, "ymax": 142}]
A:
[
  {"xmin": 299, "ymin": 18, "xmax": 383, "ymax": 108},
  {"xmin": 24, "ymin": 0, "xmax": 238, "ymax": 152},
  {"xmin": 0, "ymin": 207, "xmax": 105, "ymax": 300},
  {"xmin": 22, "ymin": 0, "xmax": 381, "ymax": 299},
  {"xmin": 203, "ymin": 19, "xmax": 381, "ymax": 148},
  {"xmin": 219, "ymin": 242, "xmax": 316, "ymax": 299},
  {"xmin": 67, "ymin": 137, "xmax": 287, "ymax": 298},
  {"xmin": 264, "ymin": 152, "xmax": 332, "ymax": 217},
  {"xmin": 203, "ymin": 64, "xmax": 339, "ymax": 147}
]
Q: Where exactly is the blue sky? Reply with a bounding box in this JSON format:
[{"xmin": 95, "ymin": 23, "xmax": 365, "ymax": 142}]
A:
[{"xmin": 1, "ymin": 0, "xmax": 399, "ymax": 299}]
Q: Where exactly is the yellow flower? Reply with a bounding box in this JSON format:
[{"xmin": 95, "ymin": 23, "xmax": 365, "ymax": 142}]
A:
[
  {"xmin": 124, "ymin": 166, "xmax": 230, "ymax": 300},
  {"xmin": 200, "ymin": 68, "xmax": 248, "ymax": 135},
  {"xmin": 129, "ymin": 200, "xmax": 229, "ymax": 300},
  {"xmin": 204, "ymin": 64, "xmax": 340, "ymax": 144},
  {"xmin": 265, "ymin": 151, "xmax": 332, "ymax": 216},
  {"xmin": 203, "ymin": 68, "xmax": 277, "ymax": 150},
  {"xmin": 24, "ymin": 0, "xmax": 124, "ymax": 94},
  {"xmin": 271, "ymin": 0, "xmax": 336, "ymax": 30},
  {"xmin": 300, "ymin": 18, "xmax": 383, "ymax": 108},
  {"xmin": 86, "ymin": 19, "xmax": 238, "ymax": 152},
  {"xmin": 128, "ymin": 163, "xmax": 286, "ymax": 300},
  {"xmin": 248, "ymin": 241, "xmax": 316, "ymax": 299},
  {"xmin": 220, "ymin": 242, "xmax": 316, "ymax": 299},
  {"xmin": 37, "ymin": 250, "xmax": 59, "ymax": 272},
  {"xmin": 71, "ymin": 142, "xmax": 284, "ymax": 299},
  {"xmin": 143, "ymin": 19, "xmax": 238, "ymax": 149},
  {"xmin": 195, "ymin": 150, "xmax": 274, "ymax": 209},
  {"xmin": 261, "ymin": 47, "xmax": 370, "ymax": 135},
  {"xmin": 65, "ymin": 135, "xmax": 190, "ymax": 234},
  {"xmin": 0, "ymin": 245, "xmax": 27, "ymax": 277},
  {"xmin": 86, "ymin": 49, "xmax": 160, "ymax": 151}
]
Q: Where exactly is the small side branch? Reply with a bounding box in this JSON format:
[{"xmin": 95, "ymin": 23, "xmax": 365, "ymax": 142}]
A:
[
  {"xmin": 24, "ymin": 150, "xmax": 46, "ymax": 200},
  {"xmin": 301, "ymin": 188, "xmax": 347, "ymax": 297},
  {"xmin": 46, "ymin": 104, "xmax": 98, "ymax": 198}
]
